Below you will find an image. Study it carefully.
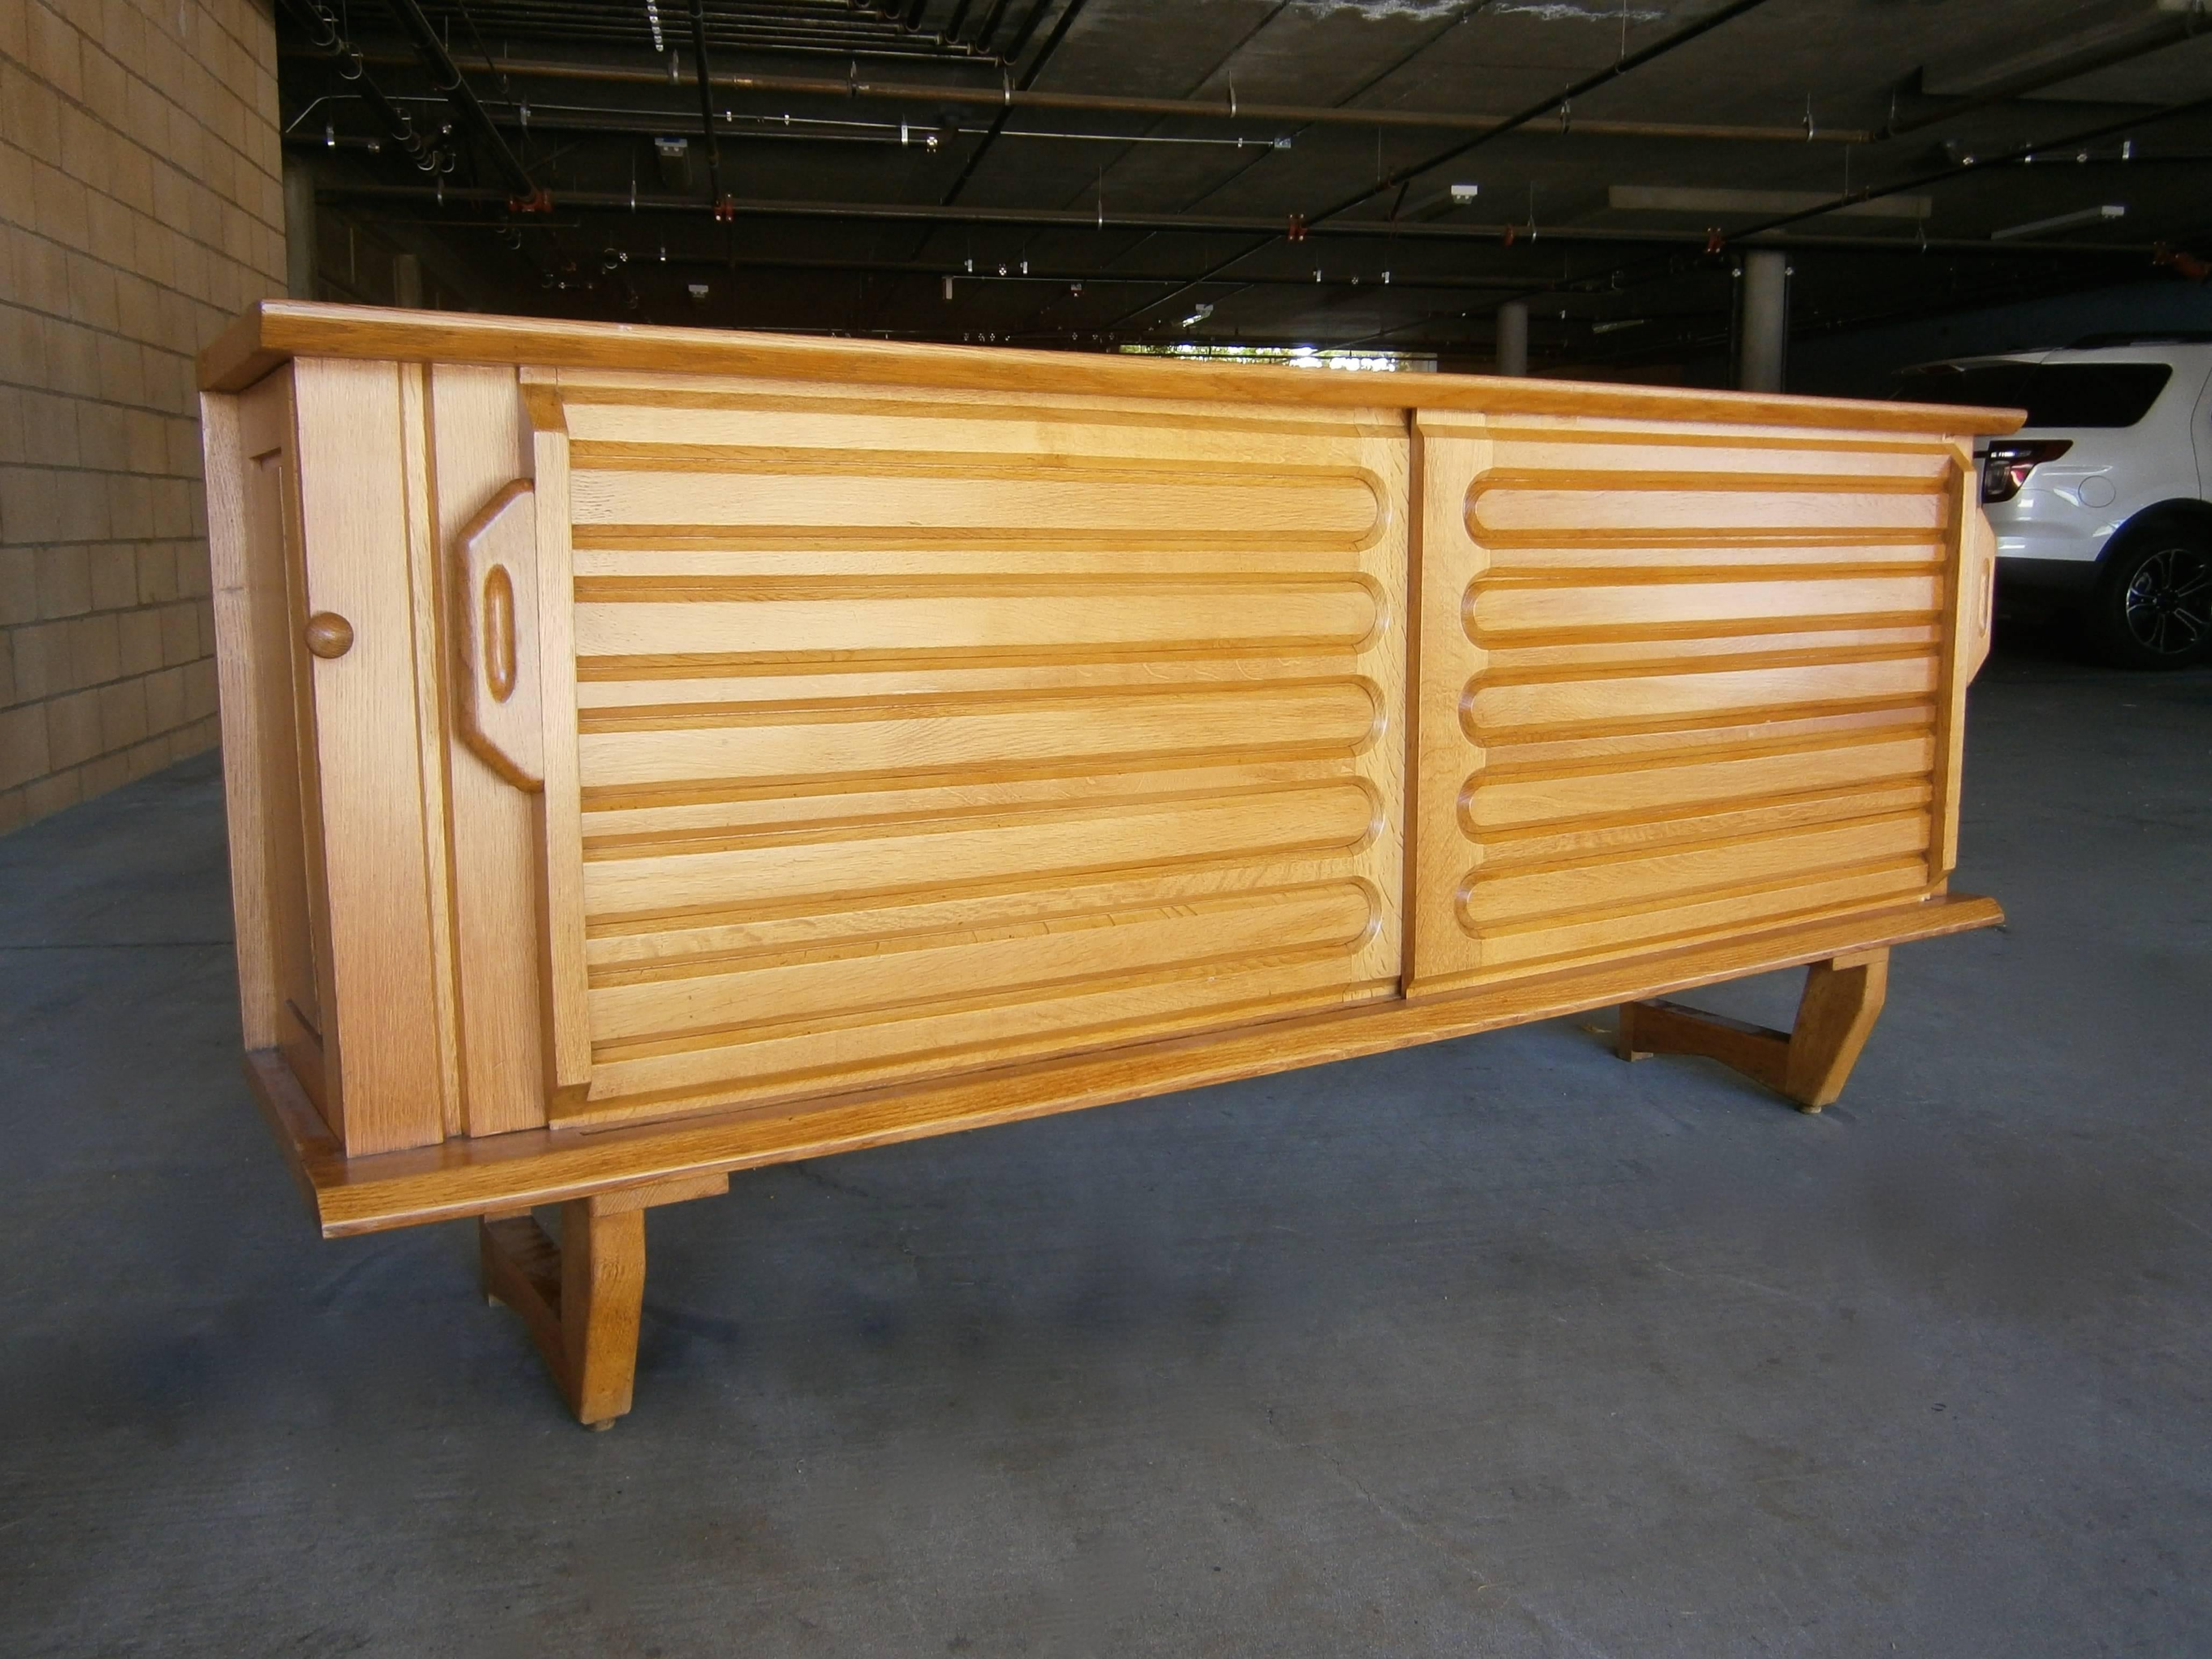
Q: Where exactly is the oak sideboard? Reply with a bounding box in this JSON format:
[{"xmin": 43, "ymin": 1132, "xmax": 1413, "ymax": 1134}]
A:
[{"xmin": 199, "ymin": 301, "xmax": 2016, "ymax": 1426}]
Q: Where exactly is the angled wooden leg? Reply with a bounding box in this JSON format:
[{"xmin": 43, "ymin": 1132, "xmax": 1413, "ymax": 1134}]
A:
[
  {"xmin": 1615, "ymin": 947, "xmax": 1891, "ymax": 1113},
  {"xmin": 1781, "ymin": 948, "xmax": 1889, "ymax": 1109},
  {"xmin": 479, "ymin": 1171, "xmax": 728, "ymax": 1428}
]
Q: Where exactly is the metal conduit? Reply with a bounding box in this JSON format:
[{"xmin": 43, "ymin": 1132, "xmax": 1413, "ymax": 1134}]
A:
[
  {"xmin": 307, "ymin": 179, "xmax": 2157, "ymax": 257},
  {"xmin": 941, "ymin": 0, "xmax": 1088, "ymax": 205},
  {"xmin": 284, "ymin": 49, "xmax": 1873, "ymax": 145},
  {"xmin": 689, "ymin": 0, "xmax": 728, "ymax": 204},
  {"xmin": 384, "ymin": 0, "xmax": 545, "ymax": 202},
  {"xmin": 1875, "ymin": 3, "xmax": 2210, "ymax": 140},
  {"xmin": 1107, "ymin": 0, "xmax": 1785, "ymax": 338},
  {"xmin": 1309, "ymin": 0, "xmax": 1783, "ymax": 226},
  {"xmin": 277, "ymin": 0, "xmax": 453, "ymax": 175}
]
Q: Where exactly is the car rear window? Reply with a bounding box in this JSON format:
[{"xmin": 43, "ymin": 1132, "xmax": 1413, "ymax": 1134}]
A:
[{"xmin": 1891, "ymin": 361, "xmax": 2174, "ymax": 428}]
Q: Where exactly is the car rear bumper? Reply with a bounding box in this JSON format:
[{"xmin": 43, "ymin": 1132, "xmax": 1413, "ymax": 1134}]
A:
[{"xmin": 1996, "ymin": 555, "xmax": 2100, "ymax": 593}]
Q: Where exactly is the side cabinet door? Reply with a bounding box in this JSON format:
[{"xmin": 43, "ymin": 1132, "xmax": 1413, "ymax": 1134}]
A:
[
  {"xmin": 283, "ymin": 360, "xmax": 455, "ymax": 1154},
  {"xmin": 212, "ymin": 368, "xmax": 336, "ymax": 1117},
  {"xmin": 1408, "ymin": 409, "xmax": 1978, "ymax": 994},
  {"xmin": 504, "ymin": 373, "xmax": 1409, "ymax": 1127}
]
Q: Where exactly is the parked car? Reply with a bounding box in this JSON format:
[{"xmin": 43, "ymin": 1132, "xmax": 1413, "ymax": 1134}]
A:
[{"xmin": 1890, "ymin": 335, "xmax": 2212, "ymax": 667}]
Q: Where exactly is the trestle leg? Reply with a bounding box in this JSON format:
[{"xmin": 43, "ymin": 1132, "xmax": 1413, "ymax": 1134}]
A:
[
  {"xmin": 1615, "ymin": 947, "xmax": 1891, "ymax": 1113},
  {"xmin": 479, "ymin": 1171, "xmax": 728, "ymax": 1427}
]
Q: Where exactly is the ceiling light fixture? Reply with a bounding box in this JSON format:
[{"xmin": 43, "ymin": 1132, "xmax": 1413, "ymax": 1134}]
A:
[
  {"xmin": 1991, "ymin": 204, "xmax": 2126, "ymax": 241},
  {"xmin": 644, "ymin": 0, "xmax": 662, "ymax": 53},
  {"xmin": 1181, "ymin": 302, "xmax": 1215, "ymax": 328}
]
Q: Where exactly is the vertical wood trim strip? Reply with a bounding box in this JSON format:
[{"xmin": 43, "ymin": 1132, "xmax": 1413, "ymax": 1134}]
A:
[
  {"xmin": 291, "ymin": 358, "xmax": 449, "ymax": 1154},
  {"xmin": 526, "ymin": 380, "xmax": 593, "ymax": 1088},
  {"xmin": 1399, "ymin": 420, "xmax": 1428, "ymax": 990},
  {"xmin": 203, "ymin": 388, "xmax": 280, "ymax": 1051},
  {"xmin": 399, "ymin": 362, "xmax": 466, "ymax": 1138},
  {"xmin": 429, "ymin": 367, "xmax": 550, "ymax": 1136},
  {"xmin": 1927, "ymin": 447, "xmax": 1975, "ymax": 882},
  {"xmin": 1360, "ymin": 417, "xmax": 1413, "ymax": 995},
  {"xmin": 1406, "ymin": 417, "xmax": 1492, "ymax": 990}
]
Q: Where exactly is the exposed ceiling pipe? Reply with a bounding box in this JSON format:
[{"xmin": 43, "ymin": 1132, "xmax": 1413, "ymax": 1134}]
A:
[
  {"xmin": 1112, "ymin": 0, "xmax": 1782, "ymax": 337},
  {"xmin": 292, "ymin": 48, "xmax": 1871, "ymax": 146},
  {"xmin": 688, "ymin": 0, "xmax": 729, "ymax": 209},
  {"xmin": 277, "ymin": 0, "xmax": 452, "ymax": 175},
  {"xmin": 1310, "ymin": 0, "xmax": 1783, "ymax": 227},
  {"xmin": 627, "ymin": 248, "xmax": 1545, "ymax": 291},
  {"xmin": 968, "ymin": 0, "xmax": 1018, "ymax": 54},
  {"xmin": 298, "ymin": 98, "xmax": 1282, "ymax": 151},
  {"xmin": 1715, "ymin": 84, "xmax": 2212, "ymax": 245},
  {"xmin": 941, "ymin": 0, "xmax": 1089, "ymax": 205},
  {"xmin": 1478, "ymin": 79, "xmax": 2212, "ymax": 328},
  {"xmin": 1088, "ymin": 0, "xmax": 1535, "ymax": 336},
  {"xmin": 381, "ymin": 0, "xmax": 545, "ymax": 206},
  {"xmin": 311, "ymin": 179, "xmax": 2156, "ymax": 257},
  {"xmin": 997, "ymin": 0, "xmax": 1061, "ymax": 65},
  {"xmin": 1878, "ymin": 2, "xmax": 2211, "ymax": 141},
  {"xmin": 491, "ymin": 5, "xmax": 976, "ymax": 62}
]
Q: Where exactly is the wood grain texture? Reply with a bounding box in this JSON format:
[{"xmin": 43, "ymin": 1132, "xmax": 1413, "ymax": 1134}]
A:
[
  {"xmin": 427, "ymin": 364, "xmax": 549, "ymax": 1137},
  {"xmin": 209, "ymin": 370, "xmax": 335, "ymax": 1119},
  {"xmin": 1615, "ymin": 945, "xmax": 1890, "ymax": 1110},
  {"xmin": 480, "ymin": 1200, "xmax": 647, "ymax": 1426},
  {"xmin": 245, "ymin": 894, "xmax": 2002, "ymax": 1237},
  {"xmin": 1783, "ymin": 948, "xmax": 1890, "ymax": 1107},
  {"xmin": 203, "ymin": 387, "xmax": 281, "ymax": 1052},
  {"xmin": 289, "ymin": 359, "xmax": 450, "ymax": 1154},
  {"xmin": 399, "ymin": 363, "xmax": 467, "ymax": 1141},
  {"xmin": 529, "ymin": 372, "xmax": 1407, "ymax": 1126},
  {"xmin": 201, "ymin": 327, "xmax": 2011, "ymax": 1302},
  {"xmin": 452, "ymin": 480, "xmax": 544, "ymax": 788},
  {"xmin": 1615, "ymin": 998, "xmax": 1790, "ymax": 1091},
  {"xmin": 1927, "ymin": 447, "xmax": 1988, "ymax": 881},
  {"xmin": 1409, "ymin": 411, "xmax": 1974, "ymax": 995},
  {"xmin": 198, "ymin": 303, "xmax": 2025, "ymax": 437},
  {"xmin": 524, "ymin": 378, "xmax": 593, "ymax": 1092}
]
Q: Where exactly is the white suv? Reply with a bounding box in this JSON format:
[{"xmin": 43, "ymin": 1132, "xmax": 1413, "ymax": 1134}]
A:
[{"xmin": 1891, "ymin": 337, "xmax": 2212, "ymax": 667}]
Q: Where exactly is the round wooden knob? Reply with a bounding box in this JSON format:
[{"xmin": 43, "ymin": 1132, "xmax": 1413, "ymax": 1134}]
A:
[{"xmin": 304, "ymin": 612, "xmax": 355, "ymax": 660}]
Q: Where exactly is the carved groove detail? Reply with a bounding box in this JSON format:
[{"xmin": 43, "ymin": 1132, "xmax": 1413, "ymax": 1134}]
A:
[
  {"xmin": 1412, "ymin": 417, "xmax": 1960, "ymax": 988},
  {"xmin": 543, "ymin": 383, "xmax": 1407, "ymax": 1122}
]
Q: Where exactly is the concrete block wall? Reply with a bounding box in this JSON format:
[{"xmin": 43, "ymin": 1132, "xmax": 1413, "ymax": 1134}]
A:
[{"xmin": 0, "ymin": 0, "xmax": 284, "ymax": 832}]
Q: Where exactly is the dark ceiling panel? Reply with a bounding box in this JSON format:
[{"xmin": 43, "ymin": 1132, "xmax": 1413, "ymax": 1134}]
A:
[{"xmin": 276, "ymin": 0, "xmax": 2212, "ymax": 376}]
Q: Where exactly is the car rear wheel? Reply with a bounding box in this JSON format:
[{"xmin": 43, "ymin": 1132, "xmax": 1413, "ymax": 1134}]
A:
[{"xmin": 2090, "ymin": 531, "xmax": 2212, "ymax": 668}]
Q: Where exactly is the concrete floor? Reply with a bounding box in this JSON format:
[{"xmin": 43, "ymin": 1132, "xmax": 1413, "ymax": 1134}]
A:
[{"xmin": 2, "ymin": 631, "xmax": 2207, "ymax": 1657}]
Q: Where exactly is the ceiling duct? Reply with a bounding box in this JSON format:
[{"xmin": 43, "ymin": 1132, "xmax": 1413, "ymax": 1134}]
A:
[{"xmin": 1608, "ymin": 186, "xmax": 1933, "ymax": 221}]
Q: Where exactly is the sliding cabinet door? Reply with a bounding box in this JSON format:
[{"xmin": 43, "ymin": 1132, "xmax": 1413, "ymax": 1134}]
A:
[
  {"xmin": 1408, "ymin": 408, "xmax": 1989, "ymax": 995},
  {"xmin": 474, "ymin": 372, "xmax": 1409, "ymax": 1127}
]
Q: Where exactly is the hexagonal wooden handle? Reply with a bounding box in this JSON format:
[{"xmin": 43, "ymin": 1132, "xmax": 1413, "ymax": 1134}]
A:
[{"xmin": 454, "ymin": 480, "xmax": 544, "ymax": 790}]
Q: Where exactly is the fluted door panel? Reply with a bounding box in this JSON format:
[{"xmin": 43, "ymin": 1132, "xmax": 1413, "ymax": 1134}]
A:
[
  {"xmin": 1409, "ymin": 411, "xmax": 1980, "ymax": 991},
  {"xmin": 534, "ymin": 374, "xmax": 1408, "ymax": 1124}
]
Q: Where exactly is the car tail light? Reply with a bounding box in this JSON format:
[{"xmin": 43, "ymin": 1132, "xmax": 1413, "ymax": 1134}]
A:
[{"xmin": 1980, "ymin": 439, "xmax": 2073, "ymax": 503}]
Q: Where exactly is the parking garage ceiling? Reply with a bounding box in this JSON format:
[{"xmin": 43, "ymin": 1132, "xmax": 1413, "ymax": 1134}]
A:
[{"xmin": 279, "ymin": 0, "xmax": 2212, "ymax": 374}]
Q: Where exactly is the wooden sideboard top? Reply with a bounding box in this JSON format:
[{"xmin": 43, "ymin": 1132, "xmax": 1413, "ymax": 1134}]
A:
[{"xmin": 200, "ymin": 301, "xmax": 2025, "ymax": 437}]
